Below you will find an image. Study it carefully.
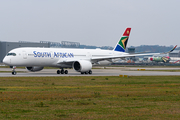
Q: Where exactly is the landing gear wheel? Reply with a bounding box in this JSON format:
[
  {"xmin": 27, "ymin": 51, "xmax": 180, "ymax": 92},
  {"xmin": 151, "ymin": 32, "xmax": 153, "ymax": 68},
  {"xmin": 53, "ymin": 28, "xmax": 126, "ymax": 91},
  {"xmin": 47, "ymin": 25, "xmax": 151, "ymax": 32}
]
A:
[
  {"xmin": 85, "ymin": 71, "xmax": 88, "ymax": 74},
  {"xmin": 57, "ymin": 70, "xmax": 60, "ymax": 74},
  {"xmin": 12, "ymin": 66, "xmax": 17, "ymax": 75},
  {"xmin": 81, "ymin": 72, "xmax": 84, "ymax": 74},
  {"xmin": 64, "ymin": 70, "xmax": 68, "ymax": 74},
  {"xmin": 12, "ymin": 71, "xmax": 16, "ymax": 75},
  {"xmin": 88, "ymin": 70, "xmax": 92, "ymax": 74},
  {"xmin": 61, "ymin": 69, "xmax": 64, "ymax": 74},
  {"xmin": 57, "ymin": 69, "xmax": 68, "ymax": 75}
]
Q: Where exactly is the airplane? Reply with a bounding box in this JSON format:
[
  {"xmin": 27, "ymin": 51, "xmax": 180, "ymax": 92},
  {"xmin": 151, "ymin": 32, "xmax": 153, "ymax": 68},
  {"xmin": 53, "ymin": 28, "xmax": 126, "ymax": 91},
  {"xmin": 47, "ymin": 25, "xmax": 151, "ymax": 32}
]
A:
[
  {"xmin": 149, "ymin": 56, "xmax": 171, "ymax": 63},
  {"xmin": 3, "ymin": 28, "xmax": 177, "ymax": 75}
]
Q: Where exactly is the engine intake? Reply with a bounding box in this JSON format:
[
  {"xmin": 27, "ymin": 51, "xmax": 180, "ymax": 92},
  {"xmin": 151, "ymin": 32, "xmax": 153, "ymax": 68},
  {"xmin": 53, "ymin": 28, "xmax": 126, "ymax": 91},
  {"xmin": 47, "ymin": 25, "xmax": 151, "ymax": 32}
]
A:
[
  {"xmin": 73, "ymin": 60, "xmax": 92, "ymax": 72},
  {"xmin": 26, "ymin": 66, "xmax": 44, "ymax": 72}
]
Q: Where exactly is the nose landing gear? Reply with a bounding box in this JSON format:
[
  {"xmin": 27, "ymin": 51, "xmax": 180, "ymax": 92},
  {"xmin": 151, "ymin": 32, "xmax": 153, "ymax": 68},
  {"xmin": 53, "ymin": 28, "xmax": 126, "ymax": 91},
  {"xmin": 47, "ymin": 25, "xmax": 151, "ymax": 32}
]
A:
[{"xmin": 12, "ymin": 66, "xmax": 17, "ymax": 75}]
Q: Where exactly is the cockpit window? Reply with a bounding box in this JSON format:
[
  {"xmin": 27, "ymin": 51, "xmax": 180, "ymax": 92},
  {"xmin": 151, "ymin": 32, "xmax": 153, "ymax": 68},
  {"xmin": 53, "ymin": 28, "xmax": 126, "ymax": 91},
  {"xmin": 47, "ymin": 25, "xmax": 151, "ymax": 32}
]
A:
[{"xmin": 7, "ymin": 53, "xmax": 16, "ymax": 56}]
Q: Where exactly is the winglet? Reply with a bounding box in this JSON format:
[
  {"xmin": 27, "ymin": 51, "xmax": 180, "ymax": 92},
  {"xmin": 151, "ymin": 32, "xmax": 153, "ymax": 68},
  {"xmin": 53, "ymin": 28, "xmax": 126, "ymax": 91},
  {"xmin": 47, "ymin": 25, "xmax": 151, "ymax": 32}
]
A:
[
  {"xmin": 113, "ymin": 28, "xmax": 131, "ymax": 52},
  {"xmin": 162, "ymin": 45, "xmax": 177, "ymax": 54},
  {"xmin": 167, "ymin": 45, "xmax": 177, "ymax": 53}
]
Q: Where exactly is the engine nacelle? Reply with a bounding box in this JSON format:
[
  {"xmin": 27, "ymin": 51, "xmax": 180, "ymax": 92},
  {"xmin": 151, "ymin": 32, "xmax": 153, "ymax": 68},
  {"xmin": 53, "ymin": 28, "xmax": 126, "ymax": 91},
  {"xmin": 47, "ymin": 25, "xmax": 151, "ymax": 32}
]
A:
[
  {"xmin": 26, "ymin": 66, "xmax": 44, "ymax": 72},
  {"xmin": 73, "ymin": 60, "xmax": 92, "ymax": 72}
]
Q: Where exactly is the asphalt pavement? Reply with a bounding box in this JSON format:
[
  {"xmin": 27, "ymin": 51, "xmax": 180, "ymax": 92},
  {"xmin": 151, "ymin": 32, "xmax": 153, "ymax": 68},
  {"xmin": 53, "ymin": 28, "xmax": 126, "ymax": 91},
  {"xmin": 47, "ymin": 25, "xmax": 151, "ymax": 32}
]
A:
[{"xmin": 0, "ymin": 67, "xmax": 180, "ymax": 77}]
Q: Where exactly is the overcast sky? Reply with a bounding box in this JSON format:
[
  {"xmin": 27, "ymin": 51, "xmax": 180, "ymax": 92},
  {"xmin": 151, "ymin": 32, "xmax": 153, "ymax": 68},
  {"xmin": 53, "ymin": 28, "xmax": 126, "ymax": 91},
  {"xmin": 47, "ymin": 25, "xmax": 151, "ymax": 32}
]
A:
[{"xmin": 0, "ymin": 0, "xmax": 179, "ymax": 47}]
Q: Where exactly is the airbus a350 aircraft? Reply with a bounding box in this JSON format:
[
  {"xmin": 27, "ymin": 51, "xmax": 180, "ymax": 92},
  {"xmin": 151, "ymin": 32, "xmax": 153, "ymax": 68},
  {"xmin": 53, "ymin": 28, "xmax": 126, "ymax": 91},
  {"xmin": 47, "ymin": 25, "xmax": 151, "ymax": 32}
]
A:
[{"xmin": 3, "ymin": 28, "xmax": 177, "ymax": 75}]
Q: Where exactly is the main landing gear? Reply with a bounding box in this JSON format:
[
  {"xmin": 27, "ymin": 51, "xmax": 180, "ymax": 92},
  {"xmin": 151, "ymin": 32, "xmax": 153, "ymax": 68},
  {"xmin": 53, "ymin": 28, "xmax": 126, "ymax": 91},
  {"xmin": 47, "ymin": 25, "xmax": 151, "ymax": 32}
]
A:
[
  {"xmin": 12, "ymin": 66, "xmax": 17, "ymax": 75},
  {"xmin": 81, "ymin": 70, "xmax": 92, "ymax": 74},
  {"xmin": 57, "ymin": 69, "xmax": 68, "ymax": 74},
  {"xmin": 56, "ymin": 69, "xmax": 93, "ymax": 75}
]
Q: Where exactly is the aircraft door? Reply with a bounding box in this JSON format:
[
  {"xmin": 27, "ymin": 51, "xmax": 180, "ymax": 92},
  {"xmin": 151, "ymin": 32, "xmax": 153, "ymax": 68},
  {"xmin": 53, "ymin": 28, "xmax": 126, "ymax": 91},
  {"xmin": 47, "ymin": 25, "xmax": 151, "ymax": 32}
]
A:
[
  {"xmin": 23, "ymin": 51, "xmax": 27, "ymax": 59},
  {"xmin": 86, "ymin": 52, "xmax": 92, "ymax": 59},
  {"xmin": 50, "ymin": 51, "xmax": 54, "ymax": 59}
]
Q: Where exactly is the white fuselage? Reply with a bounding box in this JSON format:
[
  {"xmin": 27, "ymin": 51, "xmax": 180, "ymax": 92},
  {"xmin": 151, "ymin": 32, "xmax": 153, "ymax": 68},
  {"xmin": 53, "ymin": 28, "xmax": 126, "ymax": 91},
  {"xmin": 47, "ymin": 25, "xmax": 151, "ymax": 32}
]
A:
[{"xmin": 3, "ymin": 47, "xmax": 128, "ymax": 67}]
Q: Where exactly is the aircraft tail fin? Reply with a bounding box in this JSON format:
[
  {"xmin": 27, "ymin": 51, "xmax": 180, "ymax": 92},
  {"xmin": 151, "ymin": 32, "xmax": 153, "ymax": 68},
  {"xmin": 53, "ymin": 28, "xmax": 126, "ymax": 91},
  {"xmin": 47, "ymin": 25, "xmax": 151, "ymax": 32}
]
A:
[{"xmin": 113, "ymin": 28, "xmax": 131, "ymax": 52}]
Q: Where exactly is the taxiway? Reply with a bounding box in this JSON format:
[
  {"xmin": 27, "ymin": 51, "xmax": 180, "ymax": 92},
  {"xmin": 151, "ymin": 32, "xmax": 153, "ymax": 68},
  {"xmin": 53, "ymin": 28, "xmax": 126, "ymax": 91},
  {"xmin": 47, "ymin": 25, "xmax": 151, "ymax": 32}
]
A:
[{"xmin": 0, "ymin": 67, "xmax": 180, "ymax": 77}]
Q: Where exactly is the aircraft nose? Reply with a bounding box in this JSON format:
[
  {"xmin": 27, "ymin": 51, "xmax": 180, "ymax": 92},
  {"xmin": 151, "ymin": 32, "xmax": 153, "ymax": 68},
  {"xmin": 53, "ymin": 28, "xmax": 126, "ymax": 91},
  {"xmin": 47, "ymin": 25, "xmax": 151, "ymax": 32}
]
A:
[{"xmin": 3, "ymin": 57, "xmax": 10, "ymax": 65}]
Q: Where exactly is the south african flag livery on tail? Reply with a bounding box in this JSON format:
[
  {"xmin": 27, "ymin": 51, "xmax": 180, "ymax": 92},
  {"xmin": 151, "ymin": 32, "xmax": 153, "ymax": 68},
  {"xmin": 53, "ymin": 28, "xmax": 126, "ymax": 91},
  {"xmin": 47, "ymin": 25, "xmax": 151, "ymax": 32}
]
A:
[{"xmin": 113, "ymin": 28, "xmax": 131, "ymax": 52}]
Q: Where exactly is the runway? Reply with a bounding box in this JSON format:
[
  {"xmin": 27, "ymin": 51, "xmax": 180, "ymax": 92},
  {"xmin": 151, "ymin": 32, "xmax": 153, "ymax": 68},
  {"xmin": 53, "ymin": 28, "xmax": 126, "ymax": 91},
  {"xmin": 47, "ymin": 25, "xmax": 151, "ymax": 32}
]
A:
[{"xmin": 0, "ymin": 67, "xmax": 180, "ymax": 77}]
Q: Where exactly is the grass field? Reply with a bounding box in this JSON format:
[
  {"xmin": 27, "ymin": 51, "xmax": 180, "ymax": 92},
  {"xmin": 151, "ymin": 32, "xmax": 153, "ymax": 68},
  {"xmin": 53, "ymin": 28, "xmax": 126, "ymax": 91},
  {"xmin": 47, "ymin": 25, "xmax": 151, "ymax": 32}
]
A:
[{"xmin": 0, "ymin": 76, "xmax": 180, "ymax": 120}]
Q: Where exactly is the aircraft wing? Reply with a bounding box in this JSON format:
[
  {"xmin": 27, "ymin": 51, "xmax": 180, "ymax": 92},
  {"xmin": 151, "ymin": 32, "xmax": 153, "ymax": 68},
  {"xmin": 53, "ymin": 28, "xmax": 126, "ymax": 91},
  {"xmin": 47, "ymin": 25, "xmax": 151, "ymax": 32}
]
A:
[
  {"xmin": 90, "ymin": 53, "xmax": 158, "ymax": 62},
  {"xmin": 57, "ymin": 45, "xmax": 177, "ymax": 64},
  {"xmin": 57, "ymin": 51, "xmax": 172, "ymax": 64},
  {"xmin": 91, "ymin": 45, "xmax": 177, "ymax": 62},
  {"xmin": 56, "ymin": 53, "xmax": 159, "ymax": 64}
]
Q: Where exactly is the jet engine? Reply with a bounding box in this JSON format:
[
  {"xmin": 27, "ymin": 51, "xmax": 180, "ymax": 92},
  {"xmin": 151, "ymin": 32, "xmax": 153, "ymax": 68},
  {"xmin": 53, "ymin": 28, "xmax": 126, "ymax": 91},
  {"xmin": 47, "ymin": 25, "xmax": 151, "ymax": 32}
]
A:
[
  {"xmin": 26, "ymin": 66, "xmax": 44, "ymax": 72},
  {"xmin": 73, "ymin": 60, "xmax": 92, "ymax": 72}
]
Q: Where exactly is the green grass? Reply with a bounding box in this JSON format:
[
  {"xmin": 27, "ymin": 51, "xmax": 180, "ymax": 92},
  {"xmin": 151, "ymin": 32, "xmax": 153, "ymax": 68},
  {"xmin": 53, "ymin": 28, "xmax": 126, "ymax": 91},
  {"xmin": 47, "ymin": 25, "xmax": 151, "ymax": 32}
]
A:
[{"xmin": 0, "ymin": 76, "xmax": 180, "ymax": 119}]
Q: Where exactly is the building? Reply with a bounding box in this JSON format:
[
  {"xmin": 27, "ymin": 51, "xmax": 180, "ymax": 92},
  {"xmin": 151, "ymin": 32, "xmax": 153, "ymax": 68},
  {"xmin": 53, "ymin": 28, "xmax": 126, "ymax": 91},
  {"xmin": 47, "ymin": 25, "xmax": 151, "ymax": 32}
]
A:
[
  {"xmin": 127, "ymin": 47, "xmax": 136, "ymax": 61},
  {"xmin": 0, "ymin": 41, "xmax": 49, "ymax": 63},
  {"xmin": 168, "ymin": 50, "xmax": 180, "ymax": 57},
  {"xmin": 127, "ymin": 47, "xmax": 135, "ymax": 54}
]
